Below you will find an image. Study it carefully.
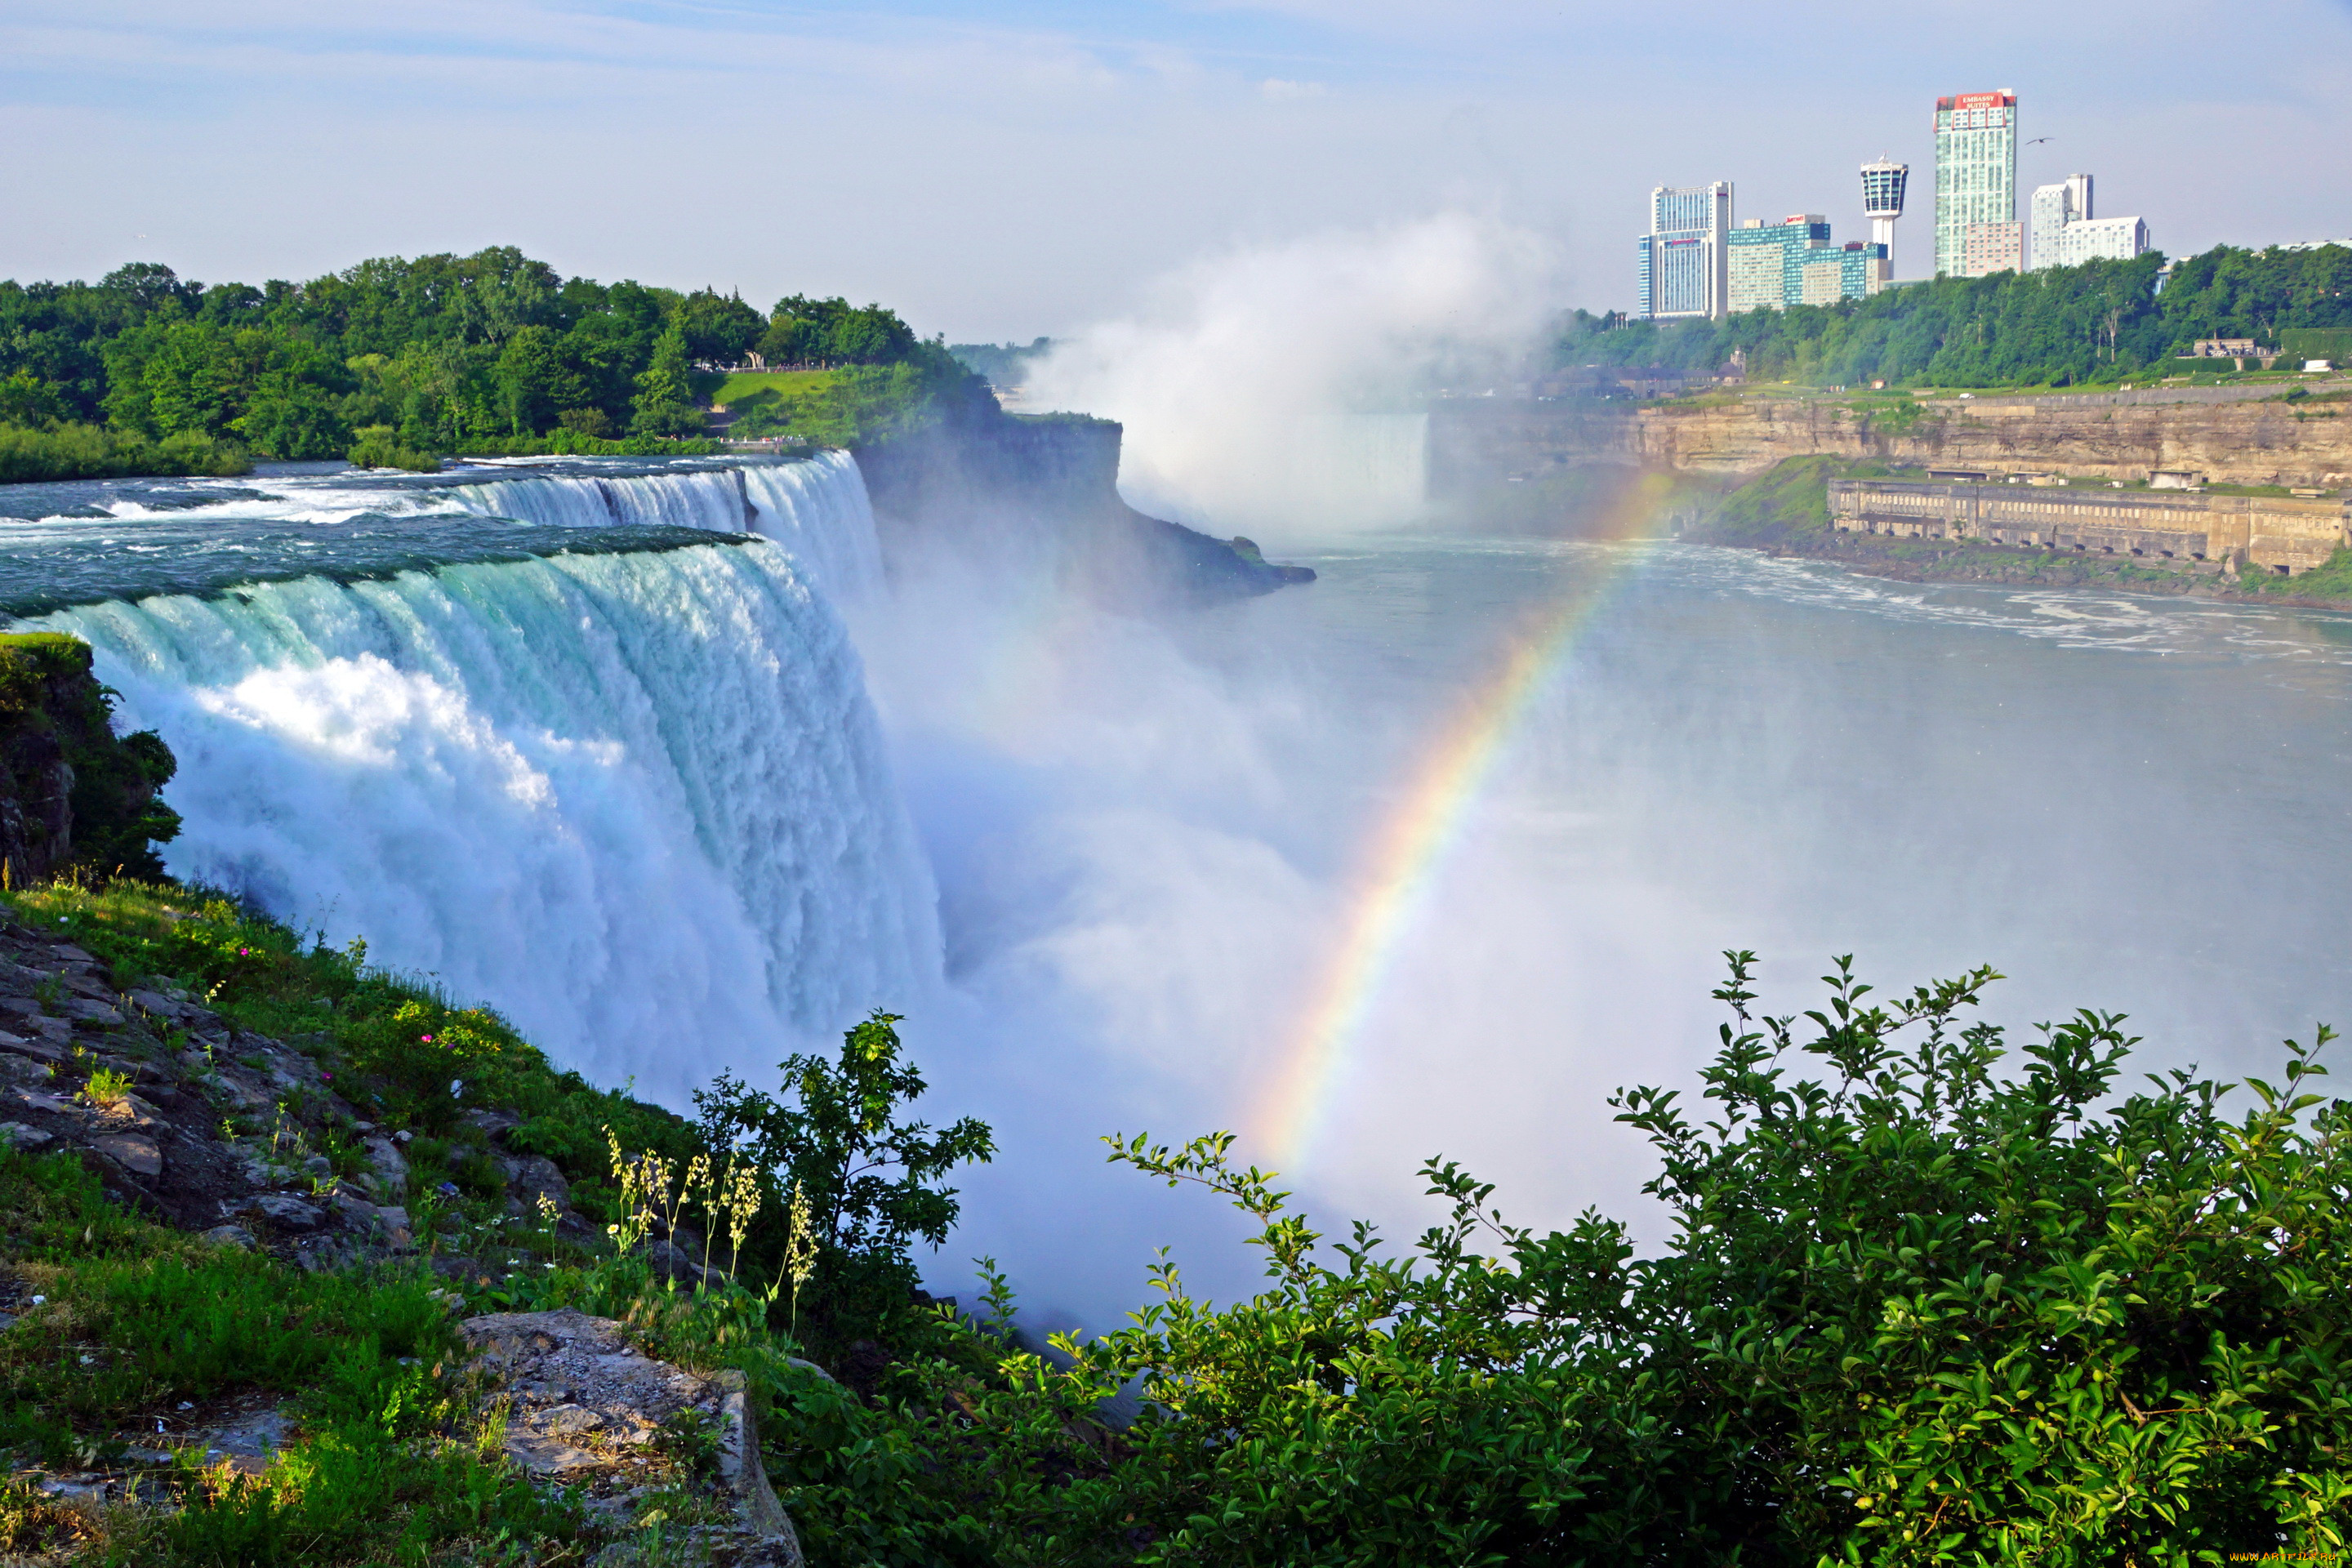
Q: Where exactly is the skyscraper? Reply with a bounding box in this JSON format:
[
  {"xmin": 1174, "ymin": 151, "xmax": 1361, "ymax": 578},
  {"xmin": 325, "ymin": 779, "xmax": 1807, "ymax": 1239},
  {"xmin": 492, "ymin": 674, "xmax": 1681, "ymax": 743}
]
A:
[
  {"xmin": 1860, "ymin": 159, "xmax": 1908, "ymax": 273},
  {"xmin": 1728, "ymin": 216, "xmax": 1888, "ymax": 313},
  {"xmin": 1933, "ymin": 91, "xmax": 2020, "ymax": 278},
  {"xmin": 2029, "ymin": 174, "xmax": 2149, "ymax": 269},
  {"xmin": 1637, "ymin": 182, "xmax": 1733, "ymax": 321}
]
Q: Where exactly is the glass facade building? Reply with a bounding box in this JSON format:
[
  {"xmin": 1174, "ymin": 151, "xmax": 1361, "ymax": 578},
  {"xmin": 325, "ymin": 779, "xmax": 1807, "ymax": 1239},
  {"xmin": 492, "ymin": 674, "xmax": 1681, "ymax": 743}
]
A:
[
  {"xmin": 1727, "ymin": 216, "xmax": 1886, "ymax": 312},
  {"xmin": 1934, "ymin": 91, "xmax": 2020, "ymax": 278},
  {"xmin": 1637, "ymin": 182, "xmax": 1732, "ymax": 320}
]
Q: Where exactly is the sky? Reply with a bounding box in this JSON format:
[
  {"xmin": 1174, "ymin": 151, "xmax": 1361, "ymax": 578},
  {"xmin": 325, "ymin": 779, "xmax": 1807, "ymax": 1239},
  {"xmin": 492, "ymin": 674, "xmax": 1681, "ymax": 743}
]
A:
[{"xmin": 4, "ymin": 0, "xmax": 2350, "ymax": 341}]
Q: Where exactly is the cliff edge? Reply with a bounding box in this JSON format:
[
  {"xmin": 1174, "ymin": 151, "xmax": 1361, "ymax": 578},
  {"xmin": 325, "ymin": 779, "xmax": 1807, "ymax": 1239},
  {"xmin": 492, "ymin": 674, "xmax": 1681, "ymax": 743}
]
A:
[
  {"xmin": 853, "ymin": 393, "xmax": 1313, "ymax": 608},
  {"xmin": 0, "ymin": 633, "xmax": 180, "ymax": 886}
]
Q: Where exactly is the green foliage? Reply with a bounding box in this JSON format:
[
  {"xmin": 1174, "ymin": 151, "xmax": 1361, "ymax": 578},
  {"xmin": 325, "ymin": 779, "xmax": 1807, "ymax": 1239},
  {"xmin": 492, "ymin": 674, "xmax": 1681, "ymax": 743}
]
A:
[
  {"xmin": 2281, "ymin": 327, "xmax": 2352, "ymax": 364},
  {"xmin": 675, "ymin": 287, "xmax": 765, "ymax": 363},
  {"xmin": 2, "ymin": 880, "xmax": 693, "ymax": 1192},
  {"xmin": 947, "ymin": 337, "xmax": 1054, "ymax": 387},
  {"xmin": 344, "ymin": 424, "xmax": 439, "ymax": 472},
  {"xmin": 630, "ymin": 322, "xmax": 706, "ymax": 438},
  {"xmin": 0, "ymin": 632, "xmax": 181, "ymax": 879},
  {"xmin": 0, "ymin": 421, "xmax": 249, "ymax": 483},
  {"xmin": 1561, "ymin": 243, "xmax": 2352, "ymax": 389},
  {"xmin": 721, "ymin": 363, "xmax": 959, "ymax": 447},
  {"xmin": 0, "ymin": 370, "xmax": 68, "ymax": 428},
  {"xmin": 696, "ymin": 1012, "xmax": 995, "ymax": 1346},
  {"xmin": 0, "ymin": 1150, "xmax": 582, "ymax": 1565},
  {"xmin": 448, "ymin": 428, "xmax": 719, "ymax": 459},
  {"xmin": 757, "ymin": 296, "xmax": 920, "ymax": 368},
  {"xmin": 983, "ymin": 956, "xmax": 2350, "ymax": 1563},
  {"xmin": 0, "ymin": 248, "xmax": 965, "ymax": 470},
  {"xmin": 1701, "ymin": 452, "xmax": 1852, "ymax": 544}
]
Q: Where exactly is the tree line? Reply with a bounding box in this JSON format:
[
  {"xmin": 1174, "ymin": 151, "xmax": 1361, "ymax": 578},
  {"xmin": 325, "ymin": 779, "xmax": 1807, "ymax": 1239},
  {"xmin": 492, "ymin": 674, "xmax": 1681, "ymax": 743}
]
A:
[
  {"xmin": 1561, "ymin": 243, "xmax": 2352, "ymax": 388},
  {"xmin": 0, "ymin": 247, "xmax": 963, "ymax": 469}
]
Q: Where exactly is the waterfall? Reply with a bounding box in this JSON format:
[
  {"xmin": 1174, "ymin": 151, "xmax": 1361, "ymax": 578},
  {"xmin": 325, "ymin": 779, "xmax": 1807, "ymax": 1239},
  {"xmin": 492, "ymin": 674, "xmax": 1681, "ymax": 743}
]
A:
[
  {"xmin": 32, "ymin": 539, "xmax": 940, "ymax": 1104},
  {"xmin": 741, "ymin": 452, "xmax": 885, "ymax": 598},
  {"xmin": 448, "ymin": 468, "xmax": 751, "ymax": 533},
  {"xmin": 1293, "ymin": 412, "xmax": 1429, "ymax": 525},
  {"xmin": 450, "ymin": 455, "xmax": 884, "ymax": 597}
]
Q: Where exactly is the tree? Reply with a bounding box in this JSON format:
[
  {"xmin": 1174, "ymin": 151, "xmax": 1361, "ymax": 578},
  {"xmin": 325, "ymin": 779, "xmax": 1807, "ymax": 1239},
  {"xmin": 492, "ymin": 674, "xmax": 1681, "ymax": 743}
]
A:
[
  {"xmin": 695, "ymin": 1011, "xmax": 994, "ymax": 1339},
  {"xmin": 0, "ymin": 371, "xmax": 67, "ymax": 429},
  {"xmin": 676, "ymin": 287, "xmax": 764, "ymax": 363},
  {"xmin": 493, "ymin": 324, "xmax": 588, "ymax": 435},
  {"xmin": 628, "ymin": 321, "xmax": 704, "ymax": 438}
]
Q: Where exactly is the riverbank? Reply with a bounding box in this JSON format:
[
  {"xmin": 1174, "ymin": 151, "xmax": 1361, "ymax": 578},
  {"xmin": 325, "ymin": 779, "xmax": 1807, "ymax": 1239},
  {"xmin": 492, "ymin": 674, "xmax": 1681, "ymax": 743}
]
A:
[{"xmin": 1694, "ymin": 453, "xmax": 2352, "ymax": 612}]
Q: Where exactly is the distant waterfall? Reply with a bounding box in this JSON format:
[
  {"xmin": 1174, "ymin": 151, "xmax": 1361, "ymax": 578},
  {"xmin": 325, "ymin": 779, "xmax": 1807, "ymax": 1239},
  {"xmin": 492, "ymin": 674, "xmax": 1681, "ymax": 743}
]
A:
[
  {"xmin": 33, "ymin": 541, "xmax": 940, "ymax": 1104},
  {"xmin": 1294, "ymin": 413, "xmax": 1429, "ymax": 526},
  {"xmin": 451, "ymin": 455, "xmax": 884, "ymax": 597}
]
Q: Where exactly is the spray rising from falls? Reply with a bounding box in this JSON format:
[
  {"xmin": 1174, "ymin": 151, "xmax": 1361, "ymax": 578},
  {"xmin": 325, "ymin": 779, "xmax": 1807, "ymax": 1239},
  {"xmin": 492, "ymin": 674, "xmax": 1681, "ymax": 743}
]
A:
[{"xmin": 30, "ymin": 521, "xmax": 938, "ymax": 1106}]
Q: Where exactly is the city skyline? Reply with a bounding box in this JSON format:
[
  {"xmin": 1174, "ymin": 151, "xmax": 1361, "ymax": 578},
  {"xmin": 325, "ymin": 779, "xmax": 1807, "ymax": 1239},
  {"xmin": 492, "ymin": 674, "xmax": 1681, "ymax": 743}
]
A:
[{"xmin": 2, "ymin": 1, "xmax": 2347, "ymax": 336}]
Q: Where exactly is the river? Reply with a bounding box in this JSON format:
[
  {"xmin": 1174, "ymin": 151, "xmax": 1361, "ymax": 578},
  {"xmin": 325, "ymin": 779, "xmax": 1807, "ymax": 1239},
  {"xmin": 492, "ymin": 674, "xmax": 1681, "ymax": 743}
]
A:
[{"xmin": 7, "ymin": 463, "xmax": 2349, "ymax": 1325}]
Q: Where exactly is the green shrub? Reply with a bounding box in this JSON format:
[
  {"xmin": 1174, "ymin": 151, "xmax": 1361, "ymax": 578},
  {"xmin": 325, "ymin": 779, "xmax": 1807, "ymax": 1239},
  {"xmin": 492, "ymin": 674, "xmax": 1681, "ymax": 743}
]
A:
[
  {"xmin": 0, "ymin": 421, "xmax": 248, "ymax": 483},
  {"xmin": 344, "ymin": 424, "xmax": 439, "ymax": 473}
]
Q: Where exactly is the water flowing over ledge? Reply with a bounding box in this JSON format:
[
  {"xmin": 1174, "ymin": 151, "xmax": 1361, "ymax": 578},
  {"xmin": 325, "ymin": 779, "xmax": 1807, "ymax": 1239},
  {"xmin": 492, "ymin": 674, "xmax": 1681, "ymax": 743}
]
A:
[{"xmin": 8, "ymin": 457, "xmax": 938, "ymax": 1103}]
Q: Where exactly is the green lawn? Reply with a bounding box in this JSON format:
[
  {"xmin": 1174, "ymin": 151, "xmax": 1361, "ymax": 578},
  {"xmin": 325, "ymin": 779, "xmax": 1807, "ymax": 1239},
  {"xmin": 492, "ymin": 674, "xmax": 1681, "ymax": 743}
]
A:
[{"xmin": 706, "ymin": 369, "xmax": 838, "ymax": 408}]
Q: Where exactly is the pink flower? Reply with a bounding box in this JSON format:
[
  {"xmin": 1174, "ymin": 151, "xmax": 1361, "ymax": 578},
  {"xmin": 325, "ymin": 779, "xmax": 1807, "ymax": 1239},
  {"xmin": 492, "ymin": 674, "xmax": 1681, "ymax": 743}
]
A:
[{"xmin": 421, "ymin": 1034, "xmax": 434, "ymax": 1044}]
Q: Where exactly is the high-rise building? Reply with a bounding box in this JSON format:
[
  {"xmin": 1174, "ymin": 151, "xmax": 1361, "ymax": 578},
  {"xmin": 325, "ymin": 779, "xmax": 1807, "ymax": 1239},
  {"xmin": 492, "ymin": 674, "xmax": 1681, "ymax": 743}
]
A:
[
  {"xmin": 1800, "ymin": 243, "xmax": 1895, "ymax": 306},
  {"xmin": 2029, "ymin": 173, "xmax": 2149, "ymax": 269},
  {"xmin": 1637, "ymin": 182, "xmax": 1733, "ymax": 320},
  {"xmin": 1727, "ymin": 215, "xmax": 1887, "ymax": 313},
  {"xmin": 1729, "ymin": 216, "xmax": 1826, "ymax": 314},
  {"xmin": 1860, "ymin": 159, "xmax": 1908, "ymax": 272},
  {"xmin": 1934, "ymin": 91, "xmax": 2020, "ymax": 277}
]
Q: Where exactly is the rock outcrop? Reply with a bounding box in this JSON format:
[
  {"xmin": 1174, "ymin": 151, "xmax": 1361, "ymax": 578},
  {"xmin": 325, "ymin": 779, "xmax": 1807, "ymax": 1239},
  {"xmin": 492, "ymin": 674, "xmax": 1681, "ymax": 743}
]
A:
[
  {"xmin": 854, "ymin": 397, "xmax": 1315, "ymax": 608},
  {"xmin": 460, "ymin": 1309, "xmax": 804, "ymax": 1566},
  {"xmin": 0, "ymin": 633, "xmax": 180, "ymax": 887},
  {"xmin": 1431, "ymin": 388, "xmax": 2352, "ymax": 495}
]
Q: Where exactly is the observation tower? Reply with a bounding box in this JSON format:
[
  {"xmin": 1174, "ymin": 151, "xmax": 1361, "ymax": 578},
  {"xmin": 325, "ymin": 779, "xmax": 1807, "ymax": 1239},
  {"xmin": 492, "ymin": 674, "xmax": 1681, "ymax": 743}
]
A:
[{"xmin": 1860, "ymin": 158, "xmax": 1909, "ymax": 272}]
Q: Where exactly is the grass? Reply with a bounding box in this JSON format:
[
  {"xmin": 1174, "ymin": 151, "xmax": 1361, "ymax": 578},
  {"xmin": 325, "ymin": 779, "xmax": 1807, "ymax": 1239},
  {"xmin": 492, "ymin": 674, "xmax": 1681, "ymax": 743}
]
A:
[
  {"xmin": 0, "ymin": 1145, "xmax": 582, "ymax": 1566},
  {"xmin": 710, "ymin": 365, "xmax": 937, "ymax": 448},
  {"xmin": 706, "ymin": 370, "xmax": 834, "ymax": 408},
  {"xmin": 1, "ymin": 880, "xmax": 701, "ymax": 1236}
]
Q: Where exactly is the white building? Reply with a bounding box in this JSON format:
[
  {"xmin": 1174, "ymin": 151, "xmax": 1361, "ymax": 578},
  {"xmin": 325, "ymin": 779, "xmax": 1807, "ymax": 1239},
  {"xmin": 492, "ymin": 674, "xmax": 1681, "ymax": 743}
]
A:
[
  {"xmin": 1637, "ymin": 183, "xmax": 1733, "ymax": 321},
  {"xmin": 2029, "ymin": 173, "xmax": 2149, "ymax": 269}
]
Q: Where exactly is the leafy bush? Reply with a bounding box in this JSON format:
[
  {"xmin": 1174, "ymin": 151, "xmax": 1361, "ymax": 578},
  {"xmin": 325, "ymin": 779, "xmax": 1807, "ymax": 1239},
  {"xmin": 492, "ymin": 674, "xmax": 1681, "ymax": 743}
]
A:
[
  {"xmin": 696, "ymin": 1012, "xmax": 995, "ymax": 1352},
  {"xmin": 344, "ymin": 423, "xmax": 439, "ymax": 472},
  {"xmin": 0, "ymin": 421, "xmax": 249, "ymax": 482}
]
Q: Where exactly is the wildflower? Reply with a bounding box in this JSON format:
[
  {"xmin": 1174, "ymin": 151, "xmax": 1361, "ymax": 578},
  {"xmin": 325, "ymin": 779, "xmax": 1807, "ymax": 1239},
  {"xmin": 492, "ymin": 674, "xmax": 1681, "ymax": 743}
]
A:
[{"xmin": 421, "ymin": 1034, "xmax": 435, "ymax": 1044}]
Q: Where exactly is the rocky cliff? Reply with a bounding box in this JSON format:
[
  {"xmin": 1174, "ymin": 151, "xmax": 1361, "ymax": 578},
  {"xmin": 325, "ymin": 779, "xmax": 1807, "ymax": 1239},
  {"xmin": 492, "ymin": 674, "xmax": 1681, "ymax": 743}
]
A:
[
  {"xmin": 1432, "ymin": 390, "xmax": 2352, "ymax": 494},
  {"xmin": 0, "ymin": 633, "xmax": 179, "ymax": 886},
  {"xmin": 855, "ymin": 399, "xmax": 1313, "ymax": 608}
]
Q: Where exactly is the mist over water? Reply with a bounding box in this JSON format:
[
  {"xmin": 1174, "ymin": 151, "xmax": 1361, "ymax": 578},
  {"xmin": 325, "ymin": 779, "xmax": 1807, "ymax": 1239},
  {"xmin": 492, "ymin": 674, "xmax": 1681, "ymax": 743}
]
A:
[
  {"xmin": 7, "ymin": 227, "xmax": 2351, "ymax": 1332},
  {"xmin": 878, "ymin": 529, "xmax": 2352, "ymax": 1327}
]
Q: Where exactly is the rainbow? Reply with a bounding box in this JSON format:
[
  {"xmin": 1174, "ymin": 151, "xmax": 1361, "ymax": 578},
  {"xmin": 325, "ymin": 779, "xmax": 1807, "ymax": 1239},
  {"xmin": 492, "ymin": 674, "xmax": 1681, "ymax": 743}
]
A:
[{"xmin": 1252, "ymin": 473, "xmax": 1677, "ymax": 1169}]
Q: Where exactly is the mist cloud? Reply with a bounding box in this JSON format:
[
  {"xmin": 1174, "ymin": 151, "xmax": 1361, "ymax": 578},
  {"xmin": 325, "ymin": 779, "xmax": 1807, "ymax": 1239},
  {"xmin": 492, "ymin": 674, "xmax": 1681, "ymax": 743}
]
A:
[{"xmin": 1024, "ymin": 213, "xmax": 1555, "ymax": 536}]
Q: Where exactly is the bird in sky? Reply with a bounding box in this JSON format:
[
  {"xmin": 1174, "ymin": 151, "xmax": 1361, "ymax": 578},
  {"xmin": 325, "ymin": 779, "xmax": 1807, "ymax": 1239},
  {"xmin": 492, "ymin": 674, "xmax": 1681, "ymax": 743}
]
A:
[{"xmin": 2026, "ymin": 137, "xmax": 2053, "ymax": 145}]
